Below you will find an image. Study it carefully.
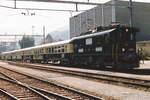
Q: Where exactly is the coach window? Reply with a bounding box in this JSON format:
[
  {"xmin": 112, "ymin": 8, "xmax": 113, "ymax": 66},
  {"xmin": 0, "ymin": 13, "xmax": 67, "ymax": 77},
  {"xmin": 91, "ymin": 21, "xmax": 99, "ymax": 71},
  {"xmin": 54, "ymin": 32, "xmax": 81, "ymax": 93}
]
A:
[
  {"xmin": 46, "ymin": 48, "xmax": 48, "ymax": 53},
  {"xmin": 51, "ymin": 48, "xmax": 53, "ymax": 53},
  {"xmin": 65, "ymin": 46, "xmax": 67, "ymax": 52},
  {"xmin": 62, "ymin": 48, "xmax": 64, "ymax": 52},
  {"xmin": 48, "ymin": 48, "xmax": 49, "ymax": 53},
  {"xmin": 35, "ymin": 50, "xmax": 36, "ymax": 54},
  {"xmin": 54, "ymin": 47, "xmax": 56, "ymax": 53},
  {"xmin": 36, "ymin": 50, "xmax": 38, "ymax": 54},
  {"xmin": 40, "ymin": 49, "xmax": 42, "ymax": 53},
  {"xmin": 48, "ymin": 48, "xmax": 50, "ymax": 53},
  {"xmin": 61, "ymin": 46, "xmax": 64, "ymax": 52},
  {"xmin": 58, "ymin": 46, "xmax": 60, "ymax": 53},
  {"xmin": 45, "ymin": 48, "xmax": 47, "ymax": 53},
  {"xmin": 57, "ymin": 47, "xmax": 59, "ymax": 53},
  {"xmin": 42, "ymin": 49, "xmax": 44, "ymax": 53},
  {"xmin": 38, "ymin": 49, "xmax": 40, "ymax": 54},
  {"xmin": 37, "ymin": 50, "xmax": 39, "ymax": 54},
  {"xmin": 35, "ymin": 50, "xmax": 37, "ymax": 54},
  {"xmin": 55, "ymin": 47, "xmax": 57, "ymax": 53},
  {"xmin": 51, "ymin": 47, "xmax": 53, "ymax": 53}
]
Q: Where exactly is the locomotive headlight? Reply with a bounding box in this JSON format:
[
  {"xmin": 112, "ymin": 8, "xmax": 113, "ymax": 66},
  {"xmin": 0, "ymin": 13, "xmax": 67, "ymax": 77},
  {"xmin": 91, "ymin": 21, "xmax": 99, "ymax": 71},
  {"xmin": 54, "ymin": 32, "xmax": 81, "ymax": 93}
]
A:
[
  {"xmin": 122, "ymin": 48, "xmax": 125, "ymax": 52},
  {"xmin": 126, "ymin": 29, "xmax": 129, "ymax": 32}
]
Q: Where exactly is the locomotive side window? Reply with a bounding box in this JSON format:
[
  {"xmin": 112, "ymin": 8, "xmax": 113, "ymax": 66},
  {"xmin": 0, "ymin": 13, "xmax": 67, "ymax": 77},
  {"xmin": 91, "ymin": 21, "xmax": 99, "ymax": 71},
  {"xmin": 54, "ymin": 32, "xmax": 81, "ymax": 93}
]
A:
[
  {"xmin": 85, "ymin": 38, "xmax": 92, "ymax": 45},
  {"xmin": 96, "ymin": 47, "xmax": 103, "ymax": 52},
  {"xmin": 78, "ymin": 48, "xmax": 84, "ymax": 53}
]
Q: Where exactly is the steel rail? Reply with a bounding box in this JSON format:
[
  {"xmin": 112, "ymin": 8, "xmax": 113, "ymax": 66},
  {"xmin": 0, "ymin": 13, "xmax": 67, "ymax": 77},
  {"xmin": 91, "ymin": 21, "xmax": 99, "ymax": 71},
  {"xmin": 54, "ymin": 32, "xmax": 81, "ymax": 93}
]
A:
[
  {"xmin": 30, "ymin": 86, "xmax": 73, "ymax": 100},
  {"xmin": 0, "ymin": 88, "xmax": 19, "ymax": 100}
]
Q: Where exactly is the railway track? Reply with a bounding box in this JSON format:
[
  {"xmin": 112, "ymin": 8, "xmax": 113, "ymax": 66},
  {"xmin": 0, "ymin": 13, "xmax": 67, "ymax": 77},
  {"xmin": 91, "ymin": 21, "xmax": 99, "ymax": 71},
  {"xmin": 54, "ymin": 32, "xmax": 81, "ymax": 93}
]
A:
[
  {"xmin": 0, "ymin": 77, "xmax": 50, "ymax": 100},
  {"xmin": 9, "ymin": 62, "xmax": 150, "ymax": 92},
  {"xmin": 0, "ymin": 88, "xmax": 18, "ymax": 100},
  {"xmin": 0, "ymin": 66, "xmax": 104, "ymax": 100}
]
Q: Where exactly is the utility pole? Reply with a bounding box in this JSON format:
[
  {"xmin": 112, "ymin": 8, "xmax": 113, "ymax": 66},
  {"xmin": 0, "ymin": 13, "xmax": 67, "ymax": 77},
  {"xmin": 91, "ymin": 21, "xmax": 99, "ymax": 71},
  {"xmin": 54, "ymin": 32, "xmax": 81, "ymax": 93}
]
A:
[
  {"xmin": 111, "ymin": 0, "xmax": 116, "ymax": 23},
  {"xmin": 32, "ymin": 26, "xmax": 35, "ymax": 36},
  {"xmin": 129, "ymin": 0, "xmax": 133, "ymax": 28},
  {"xmin": 43, "ymin": 26, "xmax": 46, "ymax": 44},
  {"xmin": 129, "ymin": 0, "xmax": 133, "ymax": 40},
  {"xmin": 14, "ymin": 0, "xmax": 16, "ymax": 8}
]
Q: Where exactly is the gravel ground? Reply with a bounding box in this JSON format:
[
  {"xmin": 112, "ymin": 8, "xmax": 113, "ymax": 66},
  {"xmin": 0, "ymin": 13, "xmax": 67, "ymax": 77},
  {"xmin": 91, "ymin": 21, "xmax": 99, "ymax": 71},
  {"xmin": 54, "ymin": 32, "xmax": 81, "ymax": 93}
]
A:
[{"xmin": 0, "ymin": 61, "xmax": 150, "ymax": 100}]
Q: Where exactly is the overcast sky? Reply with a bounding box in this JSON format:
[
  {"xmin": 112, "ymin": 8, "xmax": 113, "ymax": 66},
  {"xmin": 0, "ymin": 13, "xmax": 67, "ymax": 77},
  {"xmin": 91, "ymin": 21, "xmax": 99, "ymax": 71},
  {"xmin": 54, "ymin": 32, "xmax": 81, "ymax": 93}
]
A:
[
  {"xmin": 0, "ymin": 0, "xmax": 99, "ymax": 35},
  {"xmin": 0, "ymin": 0, "xmax": 149, "ymax": 41}
]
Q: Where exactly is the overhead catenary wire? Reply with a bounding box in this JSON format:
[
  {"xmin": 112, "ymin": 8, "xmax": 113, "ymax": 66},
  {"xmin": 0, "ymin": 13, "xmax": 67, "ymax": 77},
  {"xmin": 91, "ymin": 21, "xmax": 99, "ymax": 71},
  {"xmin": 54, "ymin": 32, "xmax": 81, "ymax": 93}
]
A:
[{"xmin": 0, "ymin": 0, "xmax": 131, "ymax": 12}]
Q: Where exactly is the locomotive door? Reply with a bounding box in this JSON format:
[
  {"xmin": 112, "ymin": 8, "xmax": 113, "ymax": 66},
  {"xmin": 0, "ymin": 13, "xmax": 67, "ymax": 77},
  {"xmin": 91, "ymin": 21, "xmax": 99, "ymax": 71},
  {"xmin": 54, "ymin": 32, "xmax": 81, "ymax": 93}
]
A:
[{"xmin": 112, "ymin": 44, "xmax": 118, "ymax": 67}]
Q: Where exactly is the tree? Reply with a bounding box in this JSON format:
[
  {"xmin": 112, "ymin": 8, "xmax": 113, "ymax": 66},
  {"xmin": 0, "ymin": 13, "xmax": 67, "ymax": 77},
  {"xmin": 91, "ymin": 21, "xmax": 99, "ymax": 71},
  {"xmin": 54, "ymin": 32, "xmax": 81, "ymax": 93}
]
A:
[
  {"xmin": 46, "ymin": 34, "xmax": 54, "ymax": 43},
  {"xmin": 19, "ymin": 35, "xmax": 35, "ymax": 48},
  {"xmin": 40, "ymin": 34, "xmax": 54, "ymax": 44}
]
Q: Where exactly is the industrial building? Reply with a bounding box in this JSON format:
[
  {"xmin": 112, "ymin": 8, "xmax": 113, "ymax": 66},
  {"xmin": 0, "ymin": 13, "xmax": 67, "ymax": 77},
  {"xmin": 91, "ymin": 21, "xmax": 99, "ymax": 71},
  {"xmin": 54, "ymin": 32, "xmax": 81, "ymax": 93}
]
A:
[{"xmin": 70, "ymin": 0, "xmax": 150, "ymax": 41}]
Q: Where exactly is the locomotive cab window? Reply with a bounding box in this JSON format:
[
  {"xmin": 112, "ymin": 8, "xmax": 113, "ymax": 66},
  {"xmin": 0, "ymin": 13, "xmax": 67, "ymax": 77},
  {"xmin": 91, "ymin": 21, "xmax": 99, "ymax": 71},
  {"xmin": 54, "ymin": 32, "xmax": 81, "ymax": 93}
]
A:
[{"xmin": 104, "ymin": 34, "xmax": 109, "ymax": 43}]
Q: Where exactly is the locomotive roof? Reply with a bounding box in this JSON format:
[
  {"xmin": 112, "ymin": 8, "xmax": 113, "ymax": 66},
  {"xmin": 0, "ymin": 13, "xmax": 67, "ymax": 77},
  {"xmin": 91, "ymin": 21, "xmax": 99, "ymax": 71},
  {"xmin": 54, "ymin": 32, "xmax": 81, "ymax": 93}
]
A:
[{"xmin": 71, "ymin": 28, "xmax": 116, "ymax": 40}]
